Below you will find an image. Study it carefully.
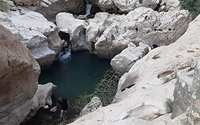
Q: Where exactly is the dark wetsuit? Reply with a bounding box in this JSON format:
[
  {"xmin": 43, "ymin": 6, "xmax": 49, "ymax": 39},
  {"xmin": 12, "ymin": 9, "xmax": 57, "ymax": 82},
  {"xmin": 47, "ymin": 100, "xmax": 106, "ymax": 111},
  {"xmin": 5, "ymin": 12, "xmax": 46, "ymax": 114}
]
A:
[
  {"xmin": 152, "ymin": 44, "xmax": 158, "ymax": 49},
  {"xmin": 58, "ymin": 98, "xmax": 68, "ymax": 110}
]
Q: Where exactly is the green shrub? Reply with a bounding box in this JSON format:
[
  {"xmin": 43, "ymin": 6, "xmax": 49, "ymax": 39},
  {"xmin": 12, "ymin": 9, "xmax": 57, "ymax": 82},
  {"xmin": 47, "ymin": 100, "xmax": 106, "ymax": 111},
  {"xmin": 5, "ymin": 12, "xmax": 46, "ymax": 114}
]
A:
[
  {"xmin": 71, "ymin": 68, "xmax": 121, "ymax": 122},
  {"xmin": 165, "ymin": 98, "xmax": 173, "ymax": 113},
  {"xmin": 93, "ymin": 68, "xmax": 121, "ymax": 106},
  {"xmin": 180, "ymin": 0, "xmax": 200, "ymax": 19},
  {"xmin": 139, "ymin": 0, "xmax": 143, "ymax": 4},
  {"xmin": 188, "ymin": 67, "xmax": 195, "ymax": 72},
  {"xmin": 0, "ymin": 0, "xmax": 8, "ymax": 12}
]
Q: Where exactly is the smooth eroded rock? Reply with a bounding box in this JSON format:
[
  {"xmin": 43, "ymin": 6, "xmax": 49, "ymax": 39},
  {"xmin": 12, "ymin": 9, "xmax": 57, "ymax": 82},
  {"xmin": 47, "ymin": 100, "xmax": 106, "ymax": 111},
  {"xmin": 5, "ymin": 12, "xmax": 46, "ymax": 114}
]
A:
[
  {"xmin": 0, "ymin": 4, "xmax": 63, "ymax": 68},
  {"xmin": 0, "ymin": 24, "xmax": 40, "ymax": 125}
]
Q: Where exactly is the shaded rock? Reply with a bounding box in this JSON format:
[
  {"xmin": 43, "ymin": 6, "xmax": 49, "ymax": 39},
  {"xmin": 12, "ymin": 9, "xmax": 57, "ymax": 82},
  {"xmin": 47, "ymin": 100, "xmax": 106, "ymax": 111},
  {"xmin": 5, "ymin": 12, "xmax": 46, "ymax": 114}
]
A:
[
  {"xmin": 96, "ymin": 0, "xmax": 117, "ymax": 13},
  {"xmin": 80, "ymin": 97, "xmax": 102, "ymax": 117},
  {"xmin": 0, "ymin": 24, "xmax": 40, "ymax": 125},
  {"xmin": 37, "ymin": 0, "xmax": 84, "ymax": 21},
  {"xmin": 0, "ymin": 4, "xmax": 62, "ymax": 68},
  {"xmin": 35, "ymin": 83, "xmax": 57, "ymax": 109},
  {"xmin": 111, "ymin": 42, "xmax": 150, "ymax": 74},
  {"xmin": 56, "ymin": 12, "xmax": 87, "ymax": 51}
]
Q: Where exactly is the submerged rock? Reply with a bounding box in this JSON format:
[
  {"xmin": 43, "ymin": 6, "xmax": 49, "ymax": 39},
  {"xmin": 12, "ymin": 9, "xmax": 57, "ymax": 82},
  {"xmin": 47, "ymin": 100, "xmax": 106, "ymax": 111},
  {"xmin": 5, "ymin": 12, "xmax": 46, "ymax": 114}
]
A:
[
  {"xmin": 80, "ymin": 97, "xmax": 102, "ymax": 117},
  {"xmin": 0, "ymin": 2, "xmax": 63, "ymax": 68},
  {"xmin": 0, "ymin": 24, "xmax": 40, "ymax": 125}
]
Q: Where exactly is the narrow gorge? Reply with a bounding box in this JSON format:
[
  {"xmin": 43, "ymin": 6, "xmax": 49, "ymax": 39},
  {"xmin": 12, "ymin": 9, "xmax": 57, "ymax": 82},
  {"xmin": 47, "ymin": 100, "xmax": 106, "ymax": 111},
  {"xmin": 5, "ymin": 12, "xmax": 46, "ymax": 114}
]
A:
[{"xmin": 0, "ymin": 0, "xmax": 200, "ymax": 125}]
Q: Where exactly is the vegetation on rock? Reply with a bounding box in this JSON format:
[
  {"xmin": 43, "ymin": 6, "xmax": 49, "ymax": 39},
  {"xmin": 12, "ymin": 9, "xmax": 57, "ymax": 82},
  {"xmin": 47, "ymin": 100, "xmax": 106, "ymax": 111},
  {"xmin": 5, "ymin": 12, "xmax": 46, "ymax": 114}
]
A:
[
  {"xmin": 0, "ymin": 0, "xmax": 8, "ymax": 12},
  {"xmin": 165, "ymin": 98, "xmax": 173, "ymax": 113},
  {"xmin": 180, "ymin": 0, "xmax": 200, "ymax": 19}
]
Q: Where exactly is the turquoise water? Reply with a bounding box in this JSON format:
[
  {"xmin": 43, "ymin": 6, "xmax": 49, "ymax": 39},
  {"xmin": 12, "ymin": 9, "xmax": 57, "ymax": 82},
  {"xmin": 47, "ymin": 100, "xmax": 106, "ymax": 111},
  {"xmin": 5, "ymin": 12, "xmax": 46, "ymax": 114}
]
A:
[{"xmin": 39, "ymin": 47, "xmax": 111, "ymax": 104}]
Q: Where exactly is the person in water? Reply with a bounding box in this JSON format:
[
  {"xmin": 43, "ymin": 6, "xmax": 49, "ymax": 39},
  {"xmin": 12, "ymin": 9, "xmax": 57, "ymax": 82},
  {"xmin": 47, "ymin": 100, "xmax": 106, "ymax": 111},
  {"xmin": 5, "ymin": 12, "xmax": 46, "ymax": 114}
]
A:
[
  {"xmin": 54, "ymin": 97, "xmax": 70, "ymax": 117},
  {"xmin": 152, "ymin": 43, "xmax": 158, "ymax": 49}
]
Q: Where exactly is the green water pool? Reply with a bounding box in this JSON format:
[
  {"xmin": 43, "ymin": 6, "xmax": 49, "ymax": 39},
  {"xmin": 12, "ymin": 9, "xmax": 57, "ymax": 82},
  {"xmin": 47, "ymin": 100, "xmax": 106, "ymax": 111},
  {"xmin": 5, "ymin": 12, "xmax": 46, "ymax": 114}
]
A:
[{"xmin": 39, "ymin": 48, "xmax": 111, "ymax": 104}]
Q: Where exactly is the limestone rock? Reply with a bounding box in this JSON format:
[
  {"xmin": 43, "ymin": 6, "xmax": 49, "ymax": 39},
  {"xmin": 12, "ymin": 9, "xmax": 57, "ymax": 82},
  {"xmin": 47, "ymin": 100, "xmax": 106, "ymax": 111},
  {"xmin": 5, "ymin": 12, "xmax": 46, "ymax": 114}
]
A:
[
  {"xmin": 111, "ymin": 43, "xmax": 150, "ymax": 74},
  {"xmin": 112, "ymin": 0, "xmax": 139, "ymax": 13},
  {"xmin": 68, "ymin": 13, "xmax": 200, "ymax": 125},
  {"xmin": 0, "ymin": 24, "xmax": 40, "ymax": 125},
  {"xmin": 142, "ymin": 0, "xmax": 180, "ymax": 11},
  {"xmin": 10, "ymin": 0, "xmax": 39, "ymax": 6},
  {"xmin": 96, "ymin": 0, "xmax": 117, "ymax": 13},
  {"xmin": 0, "ymin": 5, "xmax": 63, "ymax": 68},
  {"xmin": 80, "ymin": 97, "xmax": 102, "ymax": 117},
  {"xmin": 37, "ymin": 0, "xmax": 84, "ymax": 21},
  {"xmin": 56, "ymin": 12, "xmax": 87, "ymax": 51},
  {"xmin": 96, "ymin": 0, "xmax": 180, "ymax": 13},
  {"xmin": 35, "ymin": 83, "xmax": 57, "ymax": 109},
  {"xmin": 86, "ymin": 7, "xmax": 190, "ymax": 58}
]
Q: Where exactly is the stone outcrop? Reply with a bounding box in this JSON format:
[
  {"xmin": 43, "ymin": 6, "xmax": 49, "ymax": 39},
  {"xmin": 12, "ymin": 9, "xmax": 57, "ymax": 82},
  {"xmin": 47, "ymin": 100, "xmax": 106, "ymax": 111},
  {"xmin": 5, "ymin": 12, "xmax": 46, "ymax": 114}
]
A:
[
  {"xmin": 80, "ymin": 97, "xmax": 102, "ymax": 117},
  {"xmin": 68, "ymin": 14, "xmax": 200, "ymax": 125},
  {"xmin": 35, "ymin": 83, "xmax": 57, "ymax": 109},
  {"xmin": 86, "ymin": 7, "xmax": 190, "ymax": 58},
  {"xmin": 111, "ymin": 42, "xmax": 150, "ymax": 74},
  {"xmin": 0, "ymin": 1, "xmax": 63, "ymax": 68},
  {"xmin": 56, "ymin": 12, "xmax": 87, "ymax": 51},
  {"xmin": 169, "ymin": 59, "xmax": 200, "ymax": 125},
  {"xmin": 96, "ymin": 0, "xmax": 180, "ymax": 13},
  {"xmin": 37, "ymin": 0, "xmax": 84, "ymax": 21},
  {"xmin": 0, "ymin": 24, "xmax": 40, "ymax": 125}
]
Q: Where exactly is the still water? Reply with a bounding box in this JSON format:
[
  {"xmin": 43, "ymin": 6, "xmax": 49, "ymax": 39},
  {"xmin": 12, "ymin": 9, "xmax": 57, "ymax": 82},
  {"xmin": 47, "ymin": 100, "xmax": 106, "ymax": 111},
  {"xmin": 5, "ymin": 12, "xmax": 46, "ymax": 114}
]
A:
[{"xmin": 39, "ymin": 47, "xmax": 111, "ymax": 104}]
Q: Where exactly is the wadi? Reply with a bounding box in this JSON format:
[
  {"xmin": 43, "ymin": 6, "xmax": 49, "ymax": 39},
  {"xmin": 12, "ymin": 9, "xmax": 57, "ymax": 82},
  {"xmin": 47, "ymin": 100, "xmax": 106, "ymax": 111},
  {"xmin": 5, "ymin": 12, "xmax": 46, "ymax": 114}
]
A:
[{"xmin": 0, "ymin": 0, "xmax": 200, "ymax": 125}]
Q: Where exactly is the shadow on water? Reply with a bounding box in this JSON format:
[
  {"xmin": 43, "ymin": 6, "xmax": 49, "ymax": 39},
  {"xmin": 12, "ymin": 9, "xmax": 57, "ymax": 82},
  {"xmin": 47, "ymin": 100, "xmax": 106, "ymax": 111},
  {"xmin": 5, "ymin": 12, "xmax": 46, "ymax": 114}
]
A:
[{"xmin": 21, "ymin": 45, "xmax": 111, "ymax": 125}]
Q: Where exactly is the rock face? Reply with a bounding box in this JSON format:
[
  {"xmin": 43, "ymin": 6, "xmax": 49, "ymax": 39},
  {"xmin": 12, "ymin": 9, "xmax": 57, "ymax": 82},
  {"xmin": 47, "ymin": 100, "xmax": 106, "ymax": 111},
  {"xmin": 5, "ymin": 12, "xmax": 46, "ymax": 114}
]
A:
[
  {"xmin": 56, "ymin": 12, "xmax": 87, "ymax": 51},
  {"xmin": 86, "ymin": 7, "xmax": 190, "ymax": 58},
  {"xmin": 0, "ymin": 24, "xmax": 40, "ymax": 125},
  {"xmin": 0, "ymin": 2, "xmax": 63, "ymax": 68},
  {"xmin": 68, "ymin": 14, "xmax": 200, "ymax": 125},
  {"xmin": 35, "ymin": 83, "xmax": 57, "ymax": 109},
  {"xmin": 80, "ymin": 97, "xmax": 102, "ymax": 117},
  {"xmin": 111, "ymin": 43, "xmax": 150, "ymax": 74},
  {"xmin": 37, "ymin": 0, "xmax": 84, "ymax": 21},
  {"xmin": 168, "ymin": 59, "xmax": 200, "ymax": 125},
  {"xmin": 96, "ymin": 0, "xmax": 180, "ymax": 13}
]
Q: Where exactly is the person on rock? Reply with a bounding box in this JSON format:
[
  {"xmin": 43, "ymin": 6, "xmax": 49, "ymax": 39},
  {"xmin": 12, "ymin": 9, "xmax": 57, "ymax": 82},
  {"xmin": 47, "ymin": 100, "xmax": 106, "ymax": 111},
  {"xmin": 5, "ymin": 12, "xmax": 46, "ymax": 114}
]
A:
[
  {"xmin": 152, "ymin": 43, "xmax": 159, "ymax": 49},
  {"xmin": 54, "ymin": 97, "xmax": 70, "ymax": 117}
]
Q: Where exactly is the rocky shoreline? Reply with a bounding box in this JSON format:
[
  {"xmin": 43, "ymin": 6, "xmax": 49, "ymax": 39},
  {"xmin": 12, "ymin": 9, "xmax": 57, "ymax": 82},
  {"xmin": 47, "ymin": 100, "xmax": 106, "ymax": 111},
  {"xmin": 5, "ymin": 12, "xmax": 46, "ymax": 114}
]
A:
[{"xmin": 0, "ymin": 0, "xmax": 199, "ymax": 124}]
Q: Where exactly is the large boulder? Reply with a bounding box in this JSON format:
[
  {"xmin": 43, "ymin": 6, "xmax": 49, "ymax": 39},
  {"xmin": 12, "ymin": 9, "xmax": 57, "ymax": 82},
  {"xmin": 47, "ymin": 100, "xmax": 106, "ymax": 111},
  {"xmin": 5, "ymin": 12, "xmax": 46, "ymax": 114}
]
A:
[
  {"xmin": 111, "ymin": 43, "xmax": 150, "ymax": 74},
  {"xmin": 80, "ymin": 97, "xmax": 102, "ymax": 117},
  {"xmin": 86, "ymin": 7, "xmax": 190, "ymax": 58},
  {"xmin": 0, "ymin": 3, "xmax": 63, "ymax": 68},
  {"xmin": 96, "ymin": 0, "xmax": 117, "ymax": 13},
  {"xmin": 37, "ymin": 0, "xmax": 84, "ymax": 21},
  {"xmin": 0, "ymin": 24, "xmax": 40, "ymax": 125},
  {"xmin": 35, "ymin": 83, "xmax": 57, "ymax": 109},
  {"xmin": 56, "ymin": 12, "xmax": 87, "ymax": 51}
]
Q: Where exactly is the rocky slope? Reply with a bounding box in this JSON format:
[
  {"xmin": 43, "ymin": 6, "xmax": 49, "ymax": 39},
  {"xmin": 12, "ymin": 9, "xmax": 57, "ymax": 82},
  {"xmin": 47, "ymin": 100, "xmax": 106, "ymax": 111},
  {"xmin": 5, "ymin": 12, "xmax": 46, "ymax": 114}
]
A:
[
  {"xmin": 67, "ymin": 14, "xmax": 200, "ymax": 125},
  {"xmin": 0, "ymin": 24, "xmax": 40, "ymax": 125},
  {"xmin": 57, "ymin": 7, "xmax": 190, "ymax": 59},
  {"xmin": 0, "ymin": 0, "xmax": 63, "ymax": 68}
]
